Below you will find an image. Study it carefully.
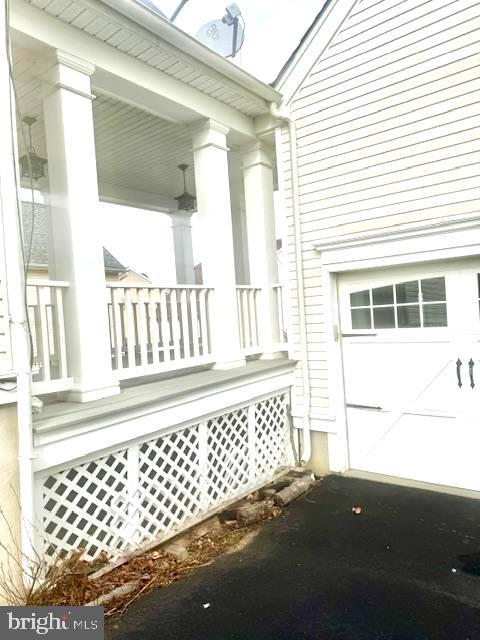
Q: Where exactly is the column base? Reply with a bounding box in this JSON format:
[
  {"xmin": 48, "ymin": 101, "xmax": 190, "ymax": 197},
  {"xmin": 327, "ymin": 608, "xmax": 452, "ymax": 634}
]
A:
[
  {"xmin": 62, "ymin": 381, "xmax": 121, "ymax": 403},
  {"xmin": 212, "ymin": 357, "xmax": 246, "ymax": 370},
  {"xmin": 258, "ymin": 351, "xmax": 287, "ymax": 361}
]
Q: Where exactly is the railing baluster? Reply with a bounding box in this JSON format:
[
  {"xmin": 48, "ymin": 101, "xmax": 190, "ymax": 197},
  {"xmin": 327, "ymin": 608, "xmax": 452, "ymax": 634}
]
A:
[
  {"xmin": 180, "ymin": 289, "xmax": 191, "ymax": 359},
  {"xmin": 148, "ymin": 289, "xmax": 160, "ymax": 365},
  {"xmin": 124, "ymin": 288, "xmax": 136, "ymax": 368},
  {"xmin": 241, "ymin": 290, "xmax": 251, "ymax": 349},
  {"xmin": 137, "ymin": 288, "xmax": 149, "ymax": 366},
  {"xmin": 159, "ymin": 289, "xmax": 171, "ymax": 362},
  {"xmin": 190, "ymin": 289, "xmax": 200, "ymax": 358},
  {"xmin": 236, "ymin": 289, "xmax": 244, "ymax": 350},
  {"xmin": 112, "ymin": 288, "xmax": 124, "ymax": 371},
  {"xmin": 199, "ymin": 289, "xmax": 209, "ymax": 356},
  {"xmin": 248, "ymin": 289, "xmax": 258, "ymax": 347},
  {"xmin": 170, "ymin": 289, "xmax": 182, "ymax": 360}
]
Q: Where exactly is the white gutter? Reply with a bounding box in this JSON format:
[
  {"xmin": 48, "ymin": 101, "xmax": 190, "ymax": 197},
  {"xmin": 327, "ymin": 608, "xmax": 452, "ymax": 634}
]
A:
[
  {"xmin": 99, "ymin": 0, "xmax": 282, "ymax": 105},
  {"xmin": 1, "ymin": 3, "xmax": 35, "ymax": 581},
  {"xmin": 270, "ymin": 102, "xmax": 311, "ymax": 464}
]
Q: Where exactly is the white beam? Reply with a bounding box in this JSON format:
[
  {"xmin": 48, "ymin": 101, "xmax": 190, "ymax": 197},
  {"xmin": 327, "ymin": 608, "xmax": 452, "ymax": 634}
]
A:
[
  {"xmin": 10, "ymin": 0, "xmax": 257, "ymax": 138},
  {"xmin": 99, "ymin": 182, "xmax": 177, "ymax": 213}
]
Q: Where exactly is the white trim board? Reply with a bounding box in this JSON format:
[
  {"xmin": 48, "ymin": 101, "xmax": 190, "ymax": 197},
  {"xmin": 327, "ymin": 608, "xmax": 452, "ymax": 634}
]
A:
[{"xmin": 317, "ymin": 218, "xmax": 480, "ymax": 272}]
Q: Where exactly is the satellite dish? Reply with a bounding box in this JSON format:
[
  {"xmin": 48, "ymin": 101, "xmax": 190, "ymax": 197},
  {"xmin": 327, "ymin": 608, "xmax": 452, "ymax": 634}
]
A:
[{"xmin": 196, "ymin": 4, "xmax": 245, "ymax": 59}]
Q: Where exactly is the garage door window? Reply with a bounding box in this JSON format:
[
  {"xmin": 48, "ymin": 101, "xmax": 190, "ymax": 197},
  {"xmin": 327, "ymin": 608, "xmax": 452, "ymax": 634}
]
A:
[{"xmin": 350, "ymin": 277, "xmax": 447, "ymax": 329}]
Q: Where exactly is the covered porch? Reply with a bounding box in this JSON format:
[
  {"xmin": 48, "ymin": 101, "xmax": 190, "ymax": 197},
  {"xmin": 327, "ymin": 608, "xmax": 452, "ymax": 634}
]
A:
[{"xmin": 11, "ymin": 26, "xmax": 287, "ymax": 402}]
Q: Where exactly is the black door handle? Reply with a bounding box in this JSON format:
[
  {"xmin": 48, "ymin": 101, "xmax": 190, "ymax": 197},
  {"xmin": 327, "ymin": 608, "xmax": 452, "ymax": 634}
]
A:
[
  {"xmin": 456, "ymin": 358, "xmax": 463, "ymax": 388},
  {"xmin": 469, "ymin": 358, "xmax": 475, "ymax": 389}
]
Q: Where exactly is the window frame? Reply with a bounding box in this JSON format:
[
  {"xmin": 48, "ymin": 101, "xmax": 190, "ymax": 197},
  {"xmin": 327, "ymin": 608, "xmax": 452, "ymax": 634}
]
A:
[{"xmin": 348, "ymin": 276, "xmax": 448, "ymax": 331}]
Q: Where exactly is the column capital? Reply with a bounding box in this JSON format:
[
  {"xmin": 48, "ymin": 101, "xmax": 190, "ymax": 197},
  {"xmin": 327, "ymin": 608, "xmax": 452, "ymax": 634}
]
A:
[
  {"xmin": 190, "ymin": 119, "xmax": 230, "ymax": 153},
  {"xmin": 241, "ymin": 140, "xmax": 274, "ymax": 171},
  {"xmin": 43, "ymin": 51, "xmax": 95, "ymax": 100},
  {"xmin": 55, "ymin": 50, "xmax": 95, "ymax": 76}
]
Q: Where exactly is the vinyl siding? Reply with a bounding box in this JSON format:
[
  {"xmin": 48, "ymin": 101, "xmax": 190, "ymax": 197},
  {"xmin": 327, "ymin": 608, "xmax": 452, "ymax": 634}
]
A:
[{"xmin": 281, "ymin": 0, "xmax": 480, "ymax": 413}]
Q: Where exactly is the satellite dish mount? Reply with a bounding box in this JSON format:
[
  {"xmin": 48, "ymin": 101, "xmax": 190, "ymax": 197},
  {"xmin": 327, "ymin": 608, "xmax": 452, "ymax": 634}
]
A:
[
  {"xmin": 222, "ymin": 4, "xmax": 242, "ymax": 59},
  {"xmin": 195, "ymin": 4, "xmax": 245, "ymax": 59}
]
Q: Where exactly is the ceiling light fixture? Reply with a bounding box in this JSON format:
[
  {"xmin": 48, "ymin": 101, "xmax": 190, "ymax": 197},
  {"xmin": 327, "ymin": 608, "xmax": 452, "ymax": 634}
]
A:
[{"xmin": 174, "ymin": 164, "xmax": 196, "ymax": 212}]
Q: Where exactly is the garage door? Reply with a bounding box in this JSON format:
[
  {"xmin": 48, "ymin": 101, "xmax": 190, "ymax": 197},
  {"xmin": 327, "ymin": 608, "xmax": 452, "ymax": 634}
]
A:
[{"xmin": 339, "ymin": 260, "xmax": 480, "ymax": 491}]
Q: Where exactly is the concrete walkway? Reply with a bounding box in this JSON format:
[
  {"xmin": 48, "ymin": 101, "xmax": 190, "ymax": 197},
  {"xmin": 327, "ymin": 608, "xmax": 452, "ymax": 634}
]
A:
[{"xmin": 108, "ymin": 476, "xmax": 480, "ymax": 639}]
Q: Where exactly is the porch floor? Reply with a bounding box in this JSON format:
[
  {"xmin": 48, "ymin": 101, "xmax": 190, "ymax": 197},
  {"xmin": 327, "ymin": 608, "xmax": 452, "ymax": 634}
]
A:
[
  {"xmin": 34, "ymin": 358, "xmax": 296, "ymax": 434},
  {"xmin": 107, "ymin": 475, "xmax": 480, "ymax": 640}
]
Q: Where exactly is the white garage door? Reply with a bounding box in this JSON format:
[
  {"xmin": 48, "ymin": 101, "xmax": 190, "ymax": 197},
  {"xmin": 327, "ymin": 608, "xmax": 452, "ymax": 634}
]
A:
[{"xmin": 339, "ymin": 260, "xmax": 480, "ymax": 491}]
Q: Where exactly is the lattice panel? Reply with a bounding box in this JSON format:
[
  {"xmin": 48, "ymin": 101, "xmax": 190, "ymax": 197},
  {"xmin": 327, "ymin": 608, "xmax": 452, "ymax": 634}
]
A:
[
  {"xmin": 38, "ymin": 392, "xmax": 291, "ymax": 563},
  {"xmin": 42, "ymin": 450, "xmax": 129, "ymax": 561},
  {"xmin": 137, "ymin": 426, "xmax": 201, "ymax": 540},
  {"xmin": 206, "ymin": 408, "xmax": 250, "ymax": 507},
  {"xmin": 254, "ymin": 394, "xmax": 290, "ymax": 481}
]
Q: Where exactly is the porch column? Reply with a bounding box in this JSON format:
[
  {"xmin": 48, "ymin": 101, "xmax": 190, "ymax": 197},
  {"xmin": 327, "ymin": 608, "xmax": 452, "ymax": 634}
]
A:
[
  {"xmin": 242, "ymin": 141, "xmax": 281, "ymax": 358},
  {"xmin": 43, "ymin": 51, "xmax": 119, "ymax": 401},
  {"xmin": 168, "ymin": 211, "xmax": 195, "ymax": 285},
  {"xmin": 191, "ymin": 120, "xmax": 244, "ymax": 368}
]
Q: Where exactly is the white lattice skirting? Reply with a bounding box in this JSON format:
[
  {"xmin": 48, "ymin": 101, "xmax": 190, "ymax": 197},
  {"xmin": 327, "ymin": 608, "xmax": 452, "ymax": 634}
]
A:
[{"xmin": 36, "ymin": 393, "xmax": 292, "ymax": 562}]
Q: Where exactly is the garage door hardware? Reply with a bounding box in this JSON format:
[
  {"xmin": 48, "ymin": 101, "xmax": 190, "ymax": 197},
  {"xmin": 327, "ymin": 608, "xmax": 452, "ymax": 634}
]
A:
[
  {"xmin": 456, "ymin": 358, "xmax": 476, "ymax": 388},
  {"xmin": 456, "ymin": 358, "xmax": 463, "ymax": 388},
  {"xmin": 468, "ymin": 358, "xmax": 475, "ymax": 389}
]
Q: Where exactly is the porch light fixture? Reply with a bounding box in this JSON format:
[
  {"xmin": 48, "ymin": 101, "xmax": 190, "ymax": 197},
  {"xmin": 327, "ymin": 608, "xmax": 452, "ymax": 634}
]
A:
[
  {"xmin": 174, "ymin": 164, "xmax": 196, "ymax": 212},
  {"xmin": 19, "ymin": 116, "xmax": 48, "ymax": 182}
]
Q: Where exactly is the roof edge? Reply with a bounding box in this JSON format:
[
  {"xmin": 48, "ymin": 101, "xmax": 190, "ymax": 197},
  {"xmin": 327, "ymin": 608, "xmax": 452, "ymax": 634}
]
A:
[
  {"xmin": 274, "ymin": 0, "xmax": 356, "ymax": 104},
  {"xmin": 99, "ymin": 0, "xmax": 282, "ymax": 105}
]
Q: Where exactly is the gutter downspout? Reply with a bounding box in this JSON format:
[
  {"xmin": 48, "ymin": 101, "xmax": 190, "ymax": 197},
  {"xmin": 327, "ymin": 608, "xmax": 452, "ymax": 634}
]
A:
[
  {"xmin": 270, "ymin": 102, "xmax": 311, "ymax": 464},
  {"xmin": 1, "ymin": 2, "xmax": 35, "ymax": 584}
]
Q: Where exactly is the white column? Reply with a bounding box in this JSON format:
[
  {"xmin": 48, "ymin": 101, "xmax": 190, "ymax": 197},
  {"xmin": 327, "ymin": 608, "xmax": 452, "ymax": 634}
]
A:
[
  {"xmin": 242, "ymin": 141, "xmax": 281, "ymax": 358},
  {"xmin": 43, "ymin": 51, "xmax": 119, "ymax": 401},
  {"xmin": 168, "ymin": 211, "xmax": 195, "ymax": 285},
  {"xmin": 191, "ymin": 120, "xmax": 244, "ymax": 368}
]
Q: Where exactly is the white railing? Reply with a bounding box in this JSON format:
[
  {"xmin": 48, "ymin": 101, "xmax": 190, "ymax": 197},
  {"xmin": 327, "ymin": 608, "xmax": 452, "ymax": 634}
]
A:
[
  {"xmin": 273, "ymin": 284, "xmax": 288, "ymax": 348},
  {"xmin": 236, "ymin": 286, "xmax": 262, "ymax": 356},
  {"xmin": 27, "ymin": 280, "xmax": 72, "ymax": 394},
  {"xmin": 107, "ymin": 285, "xmax": 214, "ymax": 379}
]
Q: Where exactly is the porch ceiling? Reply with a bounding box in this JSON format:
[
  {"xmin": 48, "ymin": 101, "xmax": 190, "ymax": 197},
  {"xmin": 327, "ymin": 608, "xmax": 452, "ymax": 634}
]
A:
[
  {"xmin": 13, "ymin": 43, "xmax": 196, "ymax": 199},
  {"xmin": 93, "ymin": 93, "xmax": 194, "ymax": 198}
]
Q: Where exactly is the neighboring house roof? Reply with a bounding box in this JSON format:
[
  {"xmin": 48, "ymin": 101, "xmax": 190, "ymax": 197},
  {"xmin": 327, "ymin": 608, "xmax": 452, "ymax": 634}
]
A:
[
  {"xmin": 21, "ymin": 202, "xmax": 126, "ymax": 273},
  {"xmin": 273, "ymin": 0, "xmax": 354, "ymax": 103}
]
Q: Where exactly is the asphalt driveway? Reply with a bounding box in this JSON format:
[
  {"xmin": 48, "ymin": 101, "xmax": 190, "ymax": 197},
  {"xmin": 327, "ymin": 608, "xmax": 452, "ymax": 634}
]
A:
[{"xmin": 108, "ymin": 475, "xmax": 480, "ymax": 639}]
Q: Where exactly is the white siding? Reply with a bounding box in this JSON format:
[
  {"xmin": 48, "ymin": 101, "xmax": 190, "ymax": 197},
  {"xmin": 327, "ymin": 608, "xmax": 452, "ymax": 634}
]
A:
[{"xmin": 282, "ymin": 0, "xmax": 480, "ymax": 412}]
